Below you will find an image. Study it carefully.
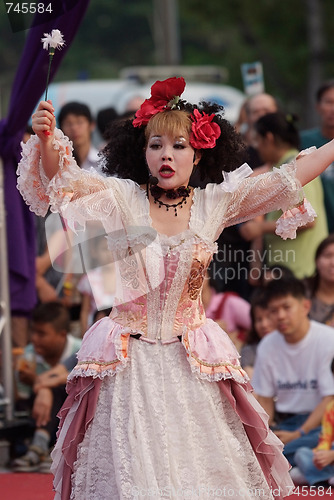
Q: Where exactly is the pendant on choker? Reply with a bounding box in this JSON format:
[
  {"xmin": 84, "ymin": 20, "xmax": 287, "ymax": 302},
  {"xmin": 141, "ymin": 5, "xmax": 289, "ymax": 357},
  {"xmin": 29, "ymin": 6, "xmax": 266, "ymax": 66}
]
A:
[{"xmin": 147, "ymin": 184, "xmax": 191, "ymax": 216}]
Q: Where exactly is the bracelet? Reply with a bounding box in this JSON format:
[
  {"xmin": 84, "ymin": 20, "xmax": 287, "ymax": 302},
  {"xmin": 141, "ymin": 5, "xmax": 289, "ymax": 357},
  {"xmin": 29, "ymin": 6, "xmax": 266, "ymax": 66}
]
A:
[{"xmin": 298, "ymin": 427, "xmax": 306, "ymax": 437}]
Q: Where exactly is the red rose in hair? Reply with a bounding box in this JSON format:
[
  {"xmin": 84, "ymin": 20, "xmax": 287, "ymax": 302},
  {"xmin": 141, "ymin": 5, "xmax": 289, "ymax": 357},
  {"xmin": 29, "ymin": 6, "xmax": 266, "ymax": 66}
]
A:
[
  {"xmin": 190, "ymin": 109, "xmax": 221, "ymax": 149},
  {"xmin": 132, "ymin": 99, "xmax": 164, "ymax": 127},
  {"xmin": 133, "ymin": 77, "xmax": 186, "ymax": 127},
  {"xmin": 150, "ymin": 77, "xmax": 185, "ymax": 102}
]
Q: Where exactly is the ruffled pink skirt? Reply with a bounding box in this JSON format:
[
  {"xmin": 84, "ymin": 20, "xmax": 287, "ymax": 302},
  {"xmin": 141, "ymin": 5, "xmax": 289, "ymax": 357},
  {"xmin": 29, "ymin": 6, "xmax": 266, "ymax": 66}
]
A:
[{"xmin": 51, "ymin": 339, "xmax": 293, "ymax": 499}]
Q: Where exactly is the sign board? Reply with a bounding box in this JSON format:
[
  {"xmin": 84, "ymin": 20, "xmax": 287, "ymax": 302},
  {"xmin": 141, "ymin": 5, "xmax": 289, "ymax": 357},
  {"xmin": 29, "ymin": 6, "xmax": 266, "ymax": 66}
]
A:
[{"xmin": 241, "ymin": 62, "xmax": 264, "ymax": 96}]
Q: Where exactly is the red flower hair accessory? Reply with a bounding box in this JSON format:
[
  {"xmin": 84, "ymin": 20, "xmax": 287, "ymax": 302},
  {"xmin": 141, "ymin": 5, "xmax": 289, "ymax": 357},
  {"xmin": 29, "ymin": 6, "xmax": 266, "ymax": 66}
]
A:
[
  {"xmin": 133, "ymin": 77, "xmax": 186, "ymax": 127},
  {"xmin": 190, "ymin": 109, "xmax": 221, "ymax": 149}
]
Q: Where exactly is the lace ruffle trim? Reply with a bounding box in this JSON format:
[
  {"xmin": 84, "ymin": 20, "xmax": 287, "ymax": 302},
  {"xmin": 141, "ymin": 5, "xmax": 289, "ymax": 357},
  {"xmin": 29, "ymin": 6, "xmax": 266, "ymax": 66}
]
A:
[
  {"xmin": 17, "ymin": 129, "xmax": 108, "ymax": 226},
  {"xmin": 270, "ymin": 161, "xmax": 304, "ymax": 214},
  {"xmin": 159, "ymin": 232, "xmax": 217, "ymax": 257},
  {"xmin": 67, "ymin": 331, "xmax": 249, "ymax": 384},
  {"xmin": 68, "ymin": 327, "xmax": 132, "ymax": 380},
  {"xmin": 272, "ymin": 146, "xmax": 316, "ymax": 217},
  {"xmin": 182, "ymin": 337, "xmax": 250, "ymax": 384},
  {"xmin": 188, "ymin": 359, "xmax": 250, "ymax": 384},
  {"xmin": 275, "ymin": 197, "xmax": 317, "ymax": 240},
  {"xmin": 107, "ymin": 229, "xmax": 161, "ymax": 256},
  {"xmin": 272, "ymin": 148, "xmax": 317, "ymax": 239},
  {"xmin": 68, "ymin": 362, "xmax": 128, "ymax": 380},
  {"xmin": 17, "ymin": 129, "xmax": 85, "ymax": 216},
  {"xmin": 17, "ymin": 135, "xmax": 50, "ymax": 216}
]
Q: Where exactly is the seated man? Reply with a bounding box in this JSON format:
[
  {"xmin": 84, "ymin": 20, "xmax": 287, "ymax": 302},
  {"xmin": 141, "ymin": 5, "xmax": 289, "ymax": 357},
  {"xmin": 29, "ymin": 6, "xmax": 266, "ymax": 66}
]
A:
[
  {"xmin": 13, "ymin": 302, "xmax": 81, "ymax": 472},
  {"xmin": 252, "ymin": 277, "xmax": 334, "ymax": 466}
]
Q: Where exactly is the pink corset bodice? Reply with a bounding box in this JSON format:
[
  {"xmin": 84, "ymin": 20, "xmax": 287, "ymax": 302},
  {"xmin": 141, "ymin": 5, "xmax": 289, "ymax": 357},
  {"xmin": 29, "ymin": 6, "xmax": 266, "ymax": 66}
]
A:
[{"xmin": 110, "ymin": 234, "xmax": 213, "ymax": 343}]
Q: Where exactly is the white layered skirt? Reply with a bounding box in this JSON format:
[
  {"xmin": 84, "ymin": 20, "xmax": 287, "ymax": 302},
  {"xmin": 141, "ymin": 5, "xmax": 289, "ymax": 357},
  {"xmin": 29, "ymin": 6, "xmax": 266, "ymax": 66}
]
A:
[{"xmin": 62, "ymin": 339, "xmax": 275, "ymax": 499}]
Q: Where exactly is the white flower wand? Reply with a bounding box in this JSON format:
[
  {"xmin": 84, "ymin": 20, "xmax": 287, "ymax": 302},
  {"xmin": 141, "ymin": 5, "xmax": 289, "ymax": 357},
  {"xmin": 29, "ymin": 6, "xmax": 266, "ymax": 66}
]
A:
[{"xmin": 41, "ymin": 29, "xmax": 65, "ymax": 101}]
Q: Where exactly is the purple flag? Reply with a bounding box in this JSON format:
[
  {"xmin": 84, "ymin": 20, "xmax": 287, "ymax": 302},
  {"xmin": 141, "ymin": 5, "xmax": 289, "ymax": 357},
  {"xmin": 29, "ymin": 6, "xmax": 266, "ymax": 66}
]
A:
[{"xmin": 0, "ymin": 0, "xmax": 91, "ymax": 314}]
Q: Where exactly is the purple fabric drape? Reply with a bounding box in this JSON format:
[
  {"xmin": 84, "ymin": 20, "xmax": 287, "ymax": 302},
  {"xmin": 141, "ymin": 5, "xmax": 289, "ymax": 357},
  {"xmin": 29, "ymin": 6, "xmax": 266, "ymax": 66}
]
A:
[{"xmin": 0, "ymin": 0, "xmax": 91, "ymax": 315}]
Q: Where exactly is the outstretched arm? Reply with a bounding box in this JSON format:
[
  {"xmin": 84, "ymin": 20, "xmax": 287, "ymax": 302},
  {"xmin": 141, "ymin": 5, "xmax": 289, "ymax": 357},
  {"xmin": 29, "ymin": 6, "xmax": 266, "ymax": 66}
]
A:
[
  {"xmin": 275, "ymin": 396, "xmax": 334, "ymax": 445},
  {"xmin": 31, "ymin": 100, "xmax": 60, "ymax": 179},
  {"xmin": 295, "ymin": 141, "xmax": 334, "ymax": 186}
]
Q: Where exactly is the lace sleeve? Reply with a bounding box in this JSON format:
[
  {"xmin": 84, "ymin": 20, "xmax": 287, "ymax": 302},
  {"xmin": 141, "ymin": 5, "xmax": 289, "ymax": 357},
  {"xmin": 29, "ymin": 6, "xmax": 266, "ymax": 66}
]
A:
[
  {"xmin": 198, "ymin": 158, "xmax": 314, "ymax": 242},
  {"xmin": 223, "ymin": 160, "xmax": 304, "ymax": 227},
  {"xmin": 17, "ymin": 129, "xmax": 122, "ymax": 230}
]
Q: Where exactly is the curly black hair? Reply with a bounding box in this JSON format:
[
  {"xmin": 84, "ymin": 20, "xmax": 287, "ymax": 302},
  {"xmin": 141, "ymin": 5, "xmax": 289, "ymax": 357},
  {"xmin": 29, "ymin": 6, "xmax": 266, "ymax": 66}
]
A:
[{"xmin": 101, "ymin": 101, "xmax": 246, "ymax": 186}]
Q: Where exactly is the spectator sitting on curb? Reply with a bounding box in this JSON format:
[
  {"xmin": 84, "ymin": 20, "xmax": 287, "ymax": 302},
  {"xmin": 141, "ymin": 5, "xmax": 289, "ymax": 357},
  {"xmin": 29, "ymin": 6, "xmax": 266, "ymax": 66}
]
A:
[{"xmin": 13, "ymin": 302, "xmax": 81, "ymax": 472}]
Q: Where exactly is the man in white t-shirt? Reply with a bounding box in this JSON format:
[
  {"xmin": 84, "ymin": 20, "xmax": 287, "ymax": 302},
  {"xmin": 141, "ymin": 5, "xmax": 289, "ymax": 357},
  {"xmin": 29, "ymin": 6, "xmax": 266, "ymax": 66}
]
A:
[{"xmin": 252, "ymin": 277, "xmax": 334, "ymax": 466}]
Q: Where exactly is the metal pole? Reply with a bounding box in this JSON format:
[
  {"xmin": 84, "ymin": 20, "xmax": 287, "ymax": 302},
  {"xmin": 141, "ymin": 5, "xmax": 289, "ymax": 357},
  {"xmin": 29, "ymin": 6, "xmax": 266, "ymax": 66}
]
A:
[
  {"xmin": 0, "ymin": 155, "xmax": 14, "ymax": 421},
  {"xmin": 165, "ymin": 0, "xmax": 181, "ymax": 65},
  {"xmin": 153, "ymin": 0, "xmax": 181, "ymax": 65}
]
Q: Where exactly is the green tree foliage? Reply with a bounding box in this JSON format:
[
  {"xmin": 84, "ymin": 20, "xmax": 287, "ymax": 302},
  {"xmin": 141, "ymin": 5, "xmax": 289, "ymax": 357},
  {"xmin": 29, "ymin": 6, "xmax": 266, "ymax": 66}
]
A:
[
  {"xmin": 1, "ymin": 0, "xmax": 334, "ymax": 125},
  {"xmin": 59, "ymin": 0, "xmax": 155, "ymax": 78}
]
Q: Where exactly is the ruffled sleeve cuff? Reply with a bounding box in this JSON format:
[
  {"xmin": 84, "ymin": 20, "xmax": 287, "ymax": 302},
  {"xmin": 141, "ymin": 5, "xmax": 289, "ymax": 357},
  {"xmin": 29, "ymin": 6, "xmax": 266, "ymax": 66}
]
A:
[
  {"xmin": 17, "ymin": 128, "xmax": 88, "ymax": 217},
  {"xmin": 274, "ymin": 147, "xmax": 318, "ymax": 240},
  {"xmin": 275, "ymin": 197, "xmax": 317, "ymax": 240},
  {"xmin": 17, "ymin": 134, "xmax": 50, "ymax": 216}
]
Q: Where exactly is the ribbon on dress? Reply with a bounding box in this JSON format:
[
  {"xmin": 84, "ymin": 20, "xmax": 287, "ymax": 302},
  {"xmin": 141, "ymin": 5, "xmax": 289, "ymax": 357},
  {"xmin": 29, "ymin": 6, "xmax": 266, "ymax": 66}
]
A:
[{"xmin": 220, "ymin": 163, "xmax": 253, "ymax": 193}]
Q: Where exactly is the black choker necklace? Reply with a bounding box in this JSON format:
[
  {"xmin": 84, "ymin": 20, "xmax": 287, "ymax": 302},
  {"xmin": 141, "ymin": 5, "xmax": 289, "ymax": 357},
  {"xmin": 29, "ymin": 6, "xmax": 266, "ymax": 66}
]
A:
[{"xmin": 147, "ymin": 184, "xmax": 191, "ymax": 216}]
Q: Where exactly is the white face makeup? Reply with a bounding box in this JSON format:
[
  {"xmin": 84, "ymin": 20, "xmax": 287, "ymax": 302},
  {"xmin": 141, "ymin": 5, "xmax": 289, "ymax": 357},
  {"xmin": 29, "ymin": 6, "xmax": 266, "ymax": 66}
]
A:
[{"xmin": 146, "ymin": 134, "xmax": 196, "ymax": 190}]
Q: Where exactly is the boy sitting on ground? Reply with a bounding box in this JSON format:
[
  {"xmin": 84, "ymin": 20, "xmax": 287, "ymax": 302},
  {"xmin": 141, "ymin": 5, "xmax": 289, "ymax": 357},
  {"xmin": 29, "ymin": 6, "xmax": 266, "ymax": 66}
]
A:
[{"xmin": 13, "ymin": 302, "xmax": 81, "ymax": 472}]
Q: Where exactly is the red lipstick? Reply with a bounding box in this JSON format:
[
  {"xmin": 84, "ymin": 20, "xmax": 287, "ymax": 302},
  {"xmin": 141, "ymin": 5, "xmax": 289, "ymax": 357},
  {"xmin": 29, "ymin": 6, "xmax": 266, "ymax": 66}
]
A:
[{"xmin": 159, "ymin": 165, "xmax": 175, "ymax": 178}]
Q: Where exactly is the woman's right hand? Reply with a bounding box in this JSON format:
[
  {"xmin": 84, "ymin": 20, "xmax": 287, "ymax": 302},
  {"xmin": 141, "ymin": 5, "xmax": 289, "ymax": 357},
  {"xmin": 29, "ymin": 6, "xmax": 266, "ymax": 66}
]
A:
[{"xmin": 32, "ymin": 100, "xmax": 56, "ymax": 141}]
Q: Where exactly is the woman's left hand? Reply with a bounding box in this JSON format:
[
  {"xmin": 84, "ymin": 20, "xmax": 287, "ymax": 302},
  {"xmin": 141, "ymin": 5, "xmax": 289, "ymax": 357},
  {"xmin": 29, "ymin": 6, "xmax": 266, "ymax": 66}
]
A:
[{"xmin": 274, "ymin": 429, "xmax": 301, "ymax": 444}]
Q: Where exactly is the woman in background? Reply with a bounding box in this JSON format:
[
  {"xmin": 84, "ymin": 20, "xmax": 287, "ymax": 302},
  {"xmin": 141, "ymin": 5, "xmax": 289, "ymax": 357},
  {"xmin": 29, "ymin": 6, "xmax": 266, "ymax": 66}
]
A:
[
  {"xmin": 304, "ymin": 234, "xmax": 334, "ymax": 327},
  {"xmin": 240, "ymin": 111, "xmax": 327, "ymax": 281}
]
